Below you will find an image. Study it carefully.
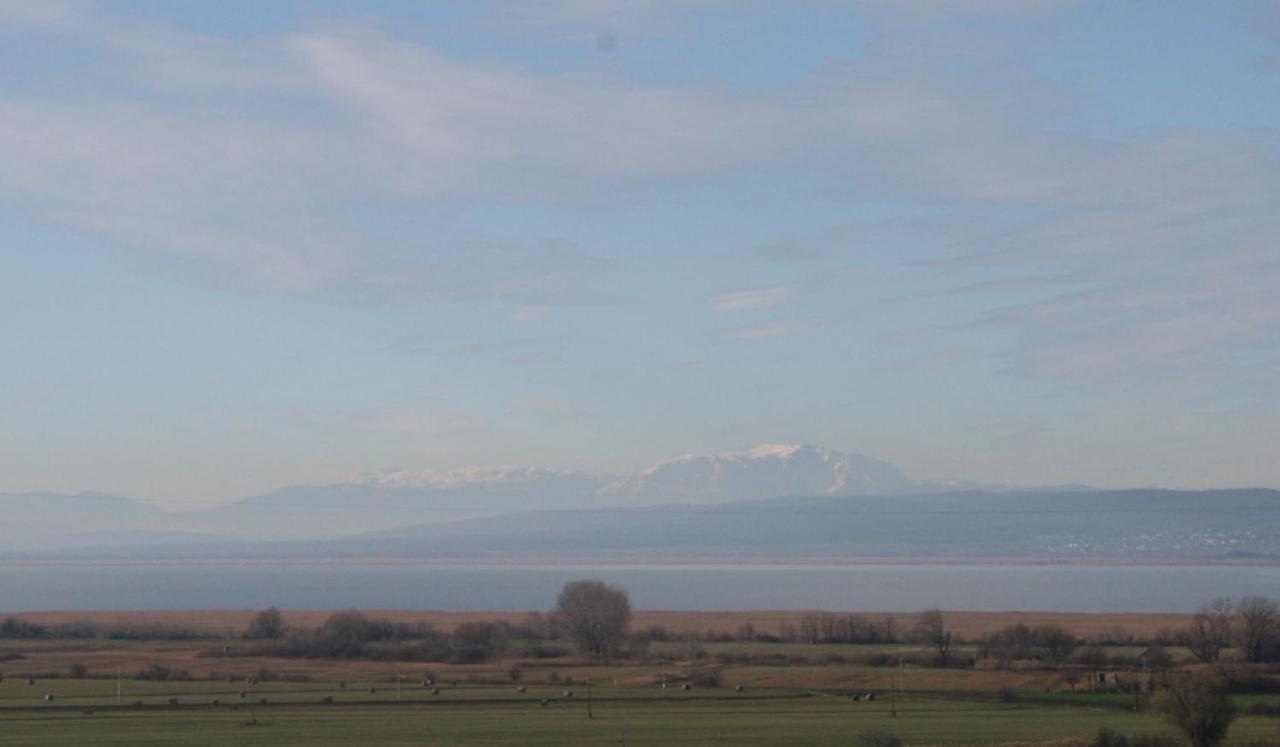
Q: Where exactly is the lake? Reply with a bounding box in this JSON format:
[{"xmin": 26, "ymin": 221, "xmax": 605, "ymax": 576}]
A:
[{"xmin": 1, "ymin": 561, "xmax": 1278, "ymax": 613}]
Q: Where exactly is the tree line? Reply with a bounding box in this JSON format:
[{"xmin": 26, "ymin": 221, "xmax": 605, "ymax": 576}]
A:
[{"xmin": 214, "ymin": 580, "xmax": 634, "ymax": 664}]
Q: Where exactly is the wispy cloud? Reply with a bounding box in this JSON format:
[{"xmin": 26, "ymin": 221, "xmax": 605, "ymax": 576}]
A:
[
  {"xmin": 716, "ymin": 319, "xmax": 815, "ymax": 342},
  {"xmin": 356, "ymin": 406, "xmax": 489, "ymax": 438},
  {"xmin": 2, "ymin": 0, "xmax": 1278, "ymax": 403},
  {"xmin": 706, "ymin": 285, "xmax": 795, "ymax": 313},
  {"xmin": 507, "ymin": 397, "xmax": 585, "ymax": 420}
]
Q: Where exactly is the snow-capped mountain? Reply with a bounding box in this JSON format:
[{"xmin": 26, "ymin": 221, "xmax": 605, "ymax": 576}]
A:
[
  {"xmin": 601, "ymin": 444, "xmax": 915, "ymax": 504},
  {"xmin": 356, "ymin": 465, "xmax": 600, "ymax": 496},
  {"xmin": 1, "ymin": 444, "xmax": 919, "ymax": 545},
  {"xmin": 362, "ymin": 443, "xmax": 916, "ymax": 506}
]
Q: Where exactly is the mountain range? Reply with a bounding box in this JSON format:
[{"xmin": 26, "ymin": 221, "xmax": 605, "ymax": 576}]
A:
[
  {"xmin": 2, "ymin": 444, "xmax": 920, "ymax": 546},
  {"xmin": 4, "ymin": 444, "xmax": 1277, "ymax": 560}
]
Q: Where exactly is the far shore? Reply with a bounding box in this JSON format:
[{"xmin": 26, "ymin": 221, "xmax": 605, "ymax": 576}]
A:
[{"xmin": 2, "ymin": 555, "xmax": 1278, "ymax": 567}]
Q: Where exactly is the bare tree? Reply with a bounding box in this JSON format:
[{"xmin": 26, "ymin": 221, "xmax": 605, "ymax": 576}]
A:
[
  {"xmin": 1036, "ymin": 624, "xmax": 1079, "ymax": 665},
  {"xmin": 916, "ymin": 608, "xmax": 952, "ymax": 667},
  {"xmin": 1157, "ymin": 674, "xmax": 1236, "ymax": 747},
  {"xmin": 1236, "ymin": 596, "xmax": 1279, "ymax": 661},
  {"xmin": 247, "ymin": 608, "xmax": 284, "ymax": 639},
  {"xmin": 1235, "ymin": 595, "xmax": 1279, "ymax": 663},
  {"xmin": 1185, "ymin": 597, "xmax": 1233, "ymax": 663},
  {"xmin": 554, "ymin": 580, "xmax": 631, "ymax": 656}
]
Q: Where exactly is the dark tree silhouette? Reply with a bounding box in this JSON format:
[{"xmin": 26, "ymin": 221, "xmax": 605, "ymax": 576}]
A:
[
  {"xmin": 916, "ymin": 608, "xmax": 952, "ymax": 667},
  {"xmin": 247, "ymin": 608, "xmax": 284, "ymax": 639},
  {"xmin": 1236, "ymin": 595, "xmax": 1279, "ymax": 663},
  {"xmin": 1185, "ymin": 597, "xmax": 1233, "ymax": 663},
  {"xmin": 1157, "ymin": 674, "xmax": 1236, "ymax": 747},
  {"xmin": 554, "ymin": 580, "xmax": 631, "ymax": 656}
]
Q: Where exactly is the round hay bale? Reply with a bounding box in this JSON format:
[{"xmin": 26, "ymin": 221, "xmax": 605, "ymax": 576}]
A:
[
  {"xmin": 540, "ymin": 698, "xmax": 549, "ymax": 706},
  {"xmin": 681, "ymin": 683, "xmax": 691, "ymax": 691},
  {"xmin": 517, "ymin": 686, "xmax": 526, "ymax": 693},
  {"xmin": 563, "ymin": 690, "xmax": 573, "ymax": 698},
  {"xmin": 43, "ymin": 694, "xmax": 54, "ymax": 702},
  {"xmin": 734, "ymin": 684, "xmax": 744, "ymax": 692}
]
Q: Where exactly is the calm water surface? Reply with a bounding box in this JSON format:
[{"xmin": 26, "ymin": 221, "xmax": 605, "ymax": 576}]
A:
[{"xmin": 1, "ymin": 562, "xmax": 1278, "ymax": 613}]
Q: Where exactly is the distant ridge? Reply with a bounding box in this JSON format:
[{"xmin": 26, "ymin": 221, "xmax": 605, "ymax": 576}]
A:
[{"xmin": 8, "ymin": 446, "xmax": 1276, "ymax": 560}]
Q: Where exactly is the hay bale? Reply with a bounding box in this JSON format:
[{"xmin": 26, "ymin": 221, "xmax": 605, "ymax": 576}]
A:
[
  {"xmin": 734, "ymin": 685, "xmax": 744, "ymax": 692},
  {"xmin": 563, "ymin": 690, "xmax": 574, "ymax": 698},
  {"xmin": 43, "ymin": 694, "xmax": 54, "ymax": 702}
]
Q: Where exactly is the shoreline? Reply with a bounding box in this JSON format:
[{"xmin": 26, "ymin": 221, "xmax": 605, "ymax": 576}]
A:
[{"xmin": 2, "ymin": 555, "xmax": 1278, "ymax": 567}]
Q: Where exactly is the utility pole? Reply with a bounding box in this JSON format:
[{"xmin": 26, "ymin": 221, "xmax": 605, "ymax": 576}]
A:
[
  {"xmin": 396, "ymin": 663, "xmax": 401, "ymax": 702},
  {"xmin": 891, "ymin": 663, "xmax": 897, "ymax": 718},
  {"xmin": 116, "ymin": 667, "xmax": 121, "ymax": 706},
  {"xmin": 587, "ymin": 676, "xmax": 593, "ymax": 719},
  {"xmin": 1135, "ymin": 655, "xmax": 1148, "ymax": 711}
]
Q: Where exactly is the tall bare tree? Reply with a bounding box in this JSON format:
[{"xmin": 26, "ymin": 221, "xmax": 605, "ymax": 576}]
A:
[
  {"xmin": 916, "ymin": 608, "xmax": 952, "ymax": 667},
  {"xmin": 1185, "ymin": 597, "xmax": 1233, "ymax": 663},
  {"xmin": 247, "ymin": 608, "xmax": 284, "ymax": 639},
  {"xmin": 1235, "ymin": 595, "xmax": 1279, "ymax": 663},
  {"xmin": 1036, "ymin": 624, "xmax": 1079, "ymax": 665},
  {"xmin": 1157, "ymin": 674, "xmax": 1236, "ymax": 747},
  {"xmin": 554, "ymin": 580, "xmax": 631, "ymax": 656}
]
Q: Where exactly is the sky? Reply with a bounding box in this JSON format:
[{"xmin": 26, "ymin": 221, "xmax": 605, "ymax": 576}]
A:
[{"xmin": 2, "ymin": 0, "xmax": 1279, "ymax": 506}]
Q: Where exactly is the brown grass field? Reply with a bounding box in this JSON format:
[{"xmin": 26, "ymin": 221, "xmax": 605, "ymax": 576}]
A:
[
  {"xmin": 0, "ymin": 609, "xmax": 1196, "ymax": 689},
  {"xmin": 7, "ymin": 608, "xmax": 1195, "ymax": 639}
]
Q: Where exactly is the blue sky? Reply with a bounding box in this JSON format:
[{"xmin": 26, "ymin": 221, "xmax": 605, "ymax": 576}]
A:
[{"xmin": 2, "ymin": 0, "xmax": 1279, "ymax": 505}]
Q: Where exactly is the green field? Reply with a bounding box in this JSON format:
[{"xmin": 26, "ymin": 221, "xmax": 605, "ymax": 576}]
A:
[{"xmin": 2, "ymin": 680, "xmax": 1279, "ymax": 746}]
